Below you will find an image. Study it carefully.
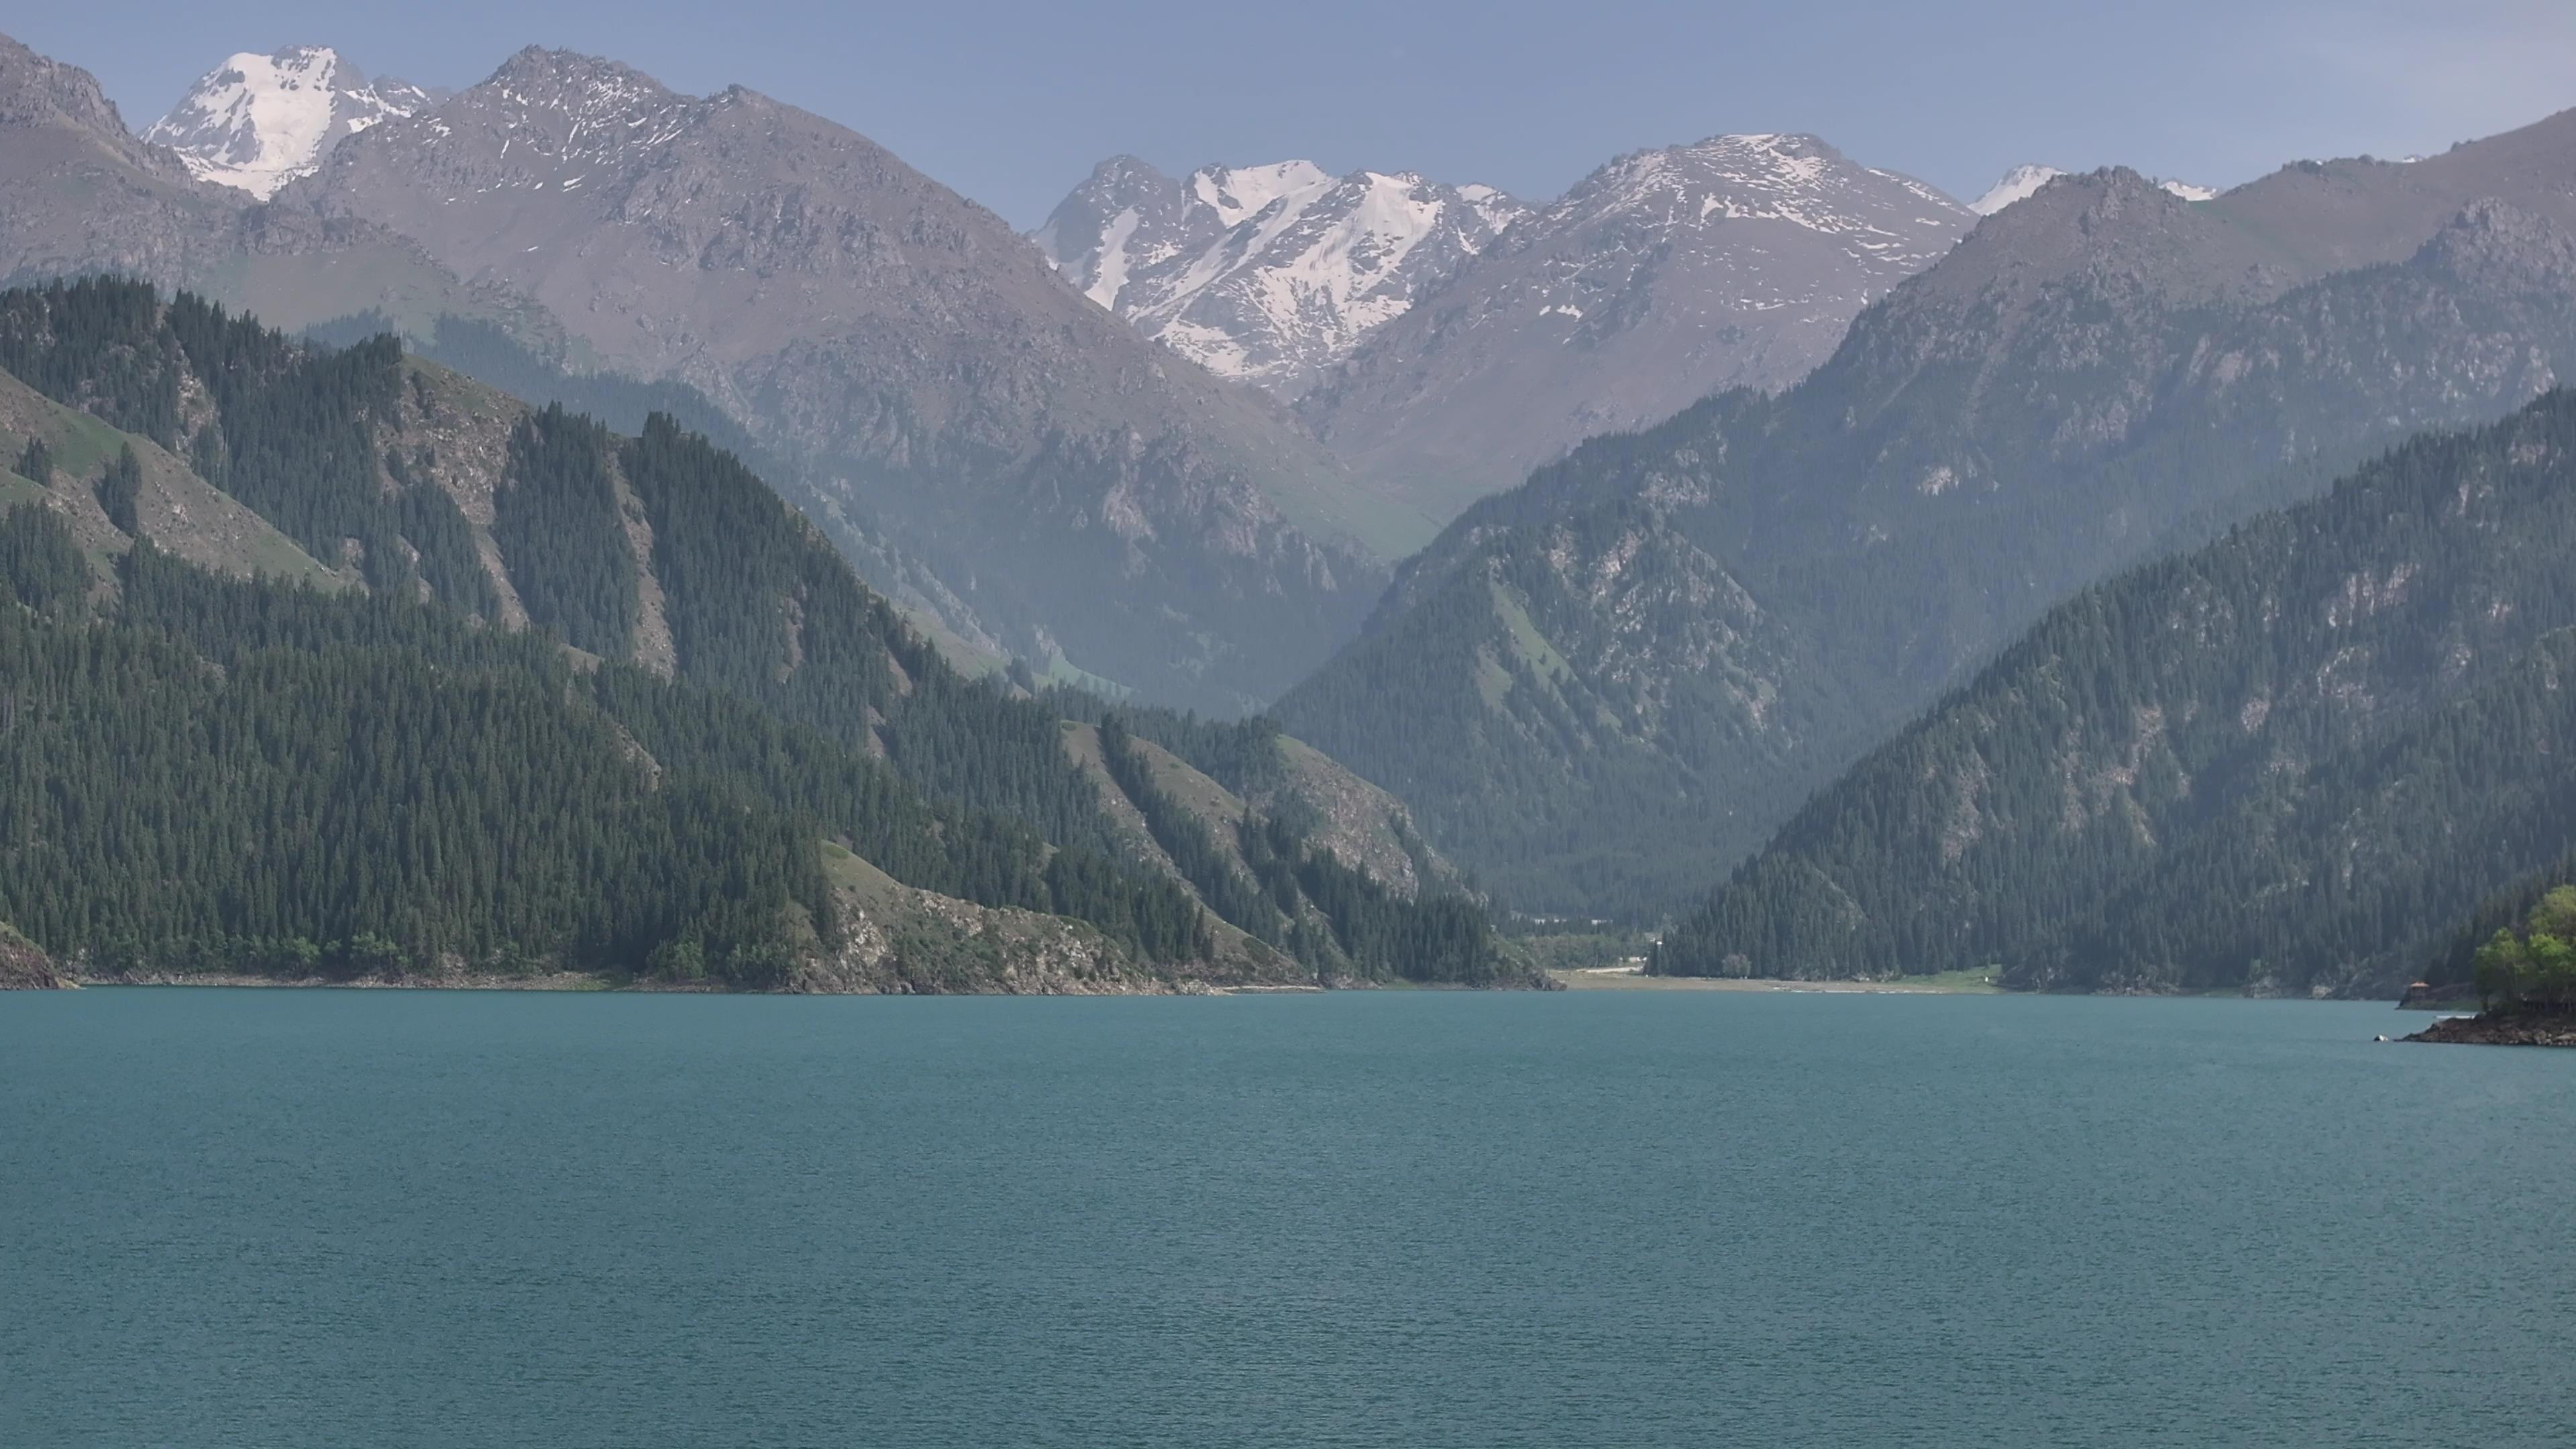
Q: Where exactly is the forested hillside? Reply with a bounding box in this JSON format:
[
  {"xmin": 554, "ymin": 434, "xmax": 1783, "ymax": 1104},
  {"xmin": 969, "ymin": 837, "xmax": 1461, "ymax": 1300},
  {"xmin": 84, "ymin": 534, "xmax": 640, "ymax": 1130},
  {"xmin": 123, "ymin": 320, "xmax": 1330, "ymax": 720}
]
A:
[
  {"xmin": 0, "ymin": 278, "xmax": 1496, "ymax": 988},
  {"xmin": 1658, "ymin": 390, "xmax": 2576, "ymax": 996}
]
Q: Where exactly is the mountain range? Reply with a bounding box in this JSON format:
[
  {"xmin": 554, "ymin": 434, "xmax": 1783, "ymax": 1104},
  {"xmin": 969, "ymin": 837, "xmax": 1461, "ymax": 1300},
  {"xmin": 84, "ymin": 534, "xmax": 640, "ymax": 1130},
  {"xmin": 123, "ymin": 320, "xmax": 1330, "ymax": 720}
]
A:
[
  {"xmin": 1278, "ymin": 111, "xmax": 2576, "ymax": 915},
  {"xmin": 13, "ymin": 24, "xmax": 2576, "ymax": 996},
  {"xmin": 2, "ymin": 36, "xmax": 1412, "ymax": 712},
  {"xmin": 1040, "ymin": 136, "xmax": 1976, "ymax": 537}
]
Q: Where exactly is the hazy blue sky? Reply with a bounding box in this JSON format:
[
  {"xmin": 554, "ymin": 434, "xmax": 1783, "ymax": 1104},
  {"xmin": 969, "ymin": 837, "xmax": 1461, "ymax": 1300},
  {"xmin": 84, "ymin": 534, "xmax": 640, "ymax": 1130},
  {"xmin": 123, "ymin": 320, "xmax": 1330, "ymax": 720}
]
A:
[{"xmin": 13, "ymin": 1, "xmax": 2574, "ymax": 226}]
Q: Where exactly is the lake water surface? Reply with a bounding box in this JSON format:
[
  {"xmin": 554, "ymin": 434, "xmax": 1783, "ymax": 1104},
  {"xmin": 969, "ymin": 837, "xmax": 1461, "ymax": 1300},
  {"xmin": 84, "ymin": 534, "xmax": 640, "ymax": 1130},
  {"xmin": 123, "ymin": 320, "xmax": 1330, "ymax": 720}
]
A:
[{"xmin": 3, "ymin": 989, "xmax": 2568, "ymax": 1447}]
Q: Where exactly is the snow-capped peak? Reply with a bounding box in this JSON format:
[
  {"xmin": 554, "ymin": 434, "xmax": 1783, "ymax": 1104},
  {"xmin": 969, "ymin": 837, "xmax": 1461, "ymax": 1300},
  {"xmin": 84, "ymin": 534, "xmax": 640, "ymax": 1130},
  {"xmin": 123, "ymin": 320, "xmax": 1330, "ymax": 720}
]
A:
[
  {"xmin": 144, "ymin": 45, "xmax": 444, "ymax": 199},
  {"xmin": 1970, "ymin": 164, "xmax": 2065, "ymax": 215},
  {"xmin": 1036, "ymin": 157, "xmax": 1527, "ymax": 394},
  {"xmin": 2155, "ymin": 177, "xmax": 2219, "ymax": 202}
]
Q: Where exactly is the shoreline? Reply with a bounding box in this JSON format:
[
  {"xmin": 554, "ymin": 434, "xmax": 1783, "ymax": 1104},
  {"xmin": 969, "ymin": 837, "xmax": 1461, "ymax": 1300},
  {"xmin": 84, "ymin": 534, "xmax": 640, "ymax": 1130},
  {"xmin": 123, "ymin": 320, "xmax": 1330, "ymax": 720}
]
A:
[
  {"xmin": 52, "ymin": 974, "xmax": 1336, "ymax": 998},
  {"xmin": 1550, "ymin": 967, "xmax": 2001, "ymax": 994},
  {"xmin": 2404, "ymin": 1012, "xmax": 2576, "ymax": 1046}
]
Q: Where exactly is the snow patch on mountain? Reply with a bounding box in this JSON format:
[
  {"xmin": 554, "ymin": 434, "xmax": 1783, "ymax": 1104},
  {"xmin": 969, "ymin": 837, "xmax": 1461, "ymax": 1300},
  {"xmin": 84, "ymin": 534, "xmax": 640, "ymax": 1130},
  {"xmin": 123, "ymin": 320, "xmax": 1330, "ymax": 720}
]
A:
[
  {"xmin": 1192, "ymin": 160, "xmax": 1334, "ymax": 227},
  {"xmin": 2157, "ymin": 177, "xmax": 2220, "ymax": 202},
  {"xmin": 145, "ymin": 46, "xmax": 443, "ymax": 199},
  {"xmin": 1972, "ymin": 164, "xmax": 2065, "ymax": 215}
]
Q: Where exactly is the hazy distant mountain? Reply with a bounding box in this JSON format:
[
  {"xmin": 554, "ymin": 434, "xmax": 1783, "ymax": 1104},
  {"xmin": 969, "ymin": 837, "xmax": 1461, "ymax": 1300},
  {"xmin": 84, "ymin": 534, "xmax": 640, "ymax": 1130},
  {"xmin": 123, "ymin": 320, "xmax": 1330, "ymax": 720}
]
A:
[
  {"xmin": 1035, "ymin": 156, "xmax": 1527, "ymax": 397},
  {"xmin": 1278, "ymin": 109, "xmax": 2576, "ymax": 916},
  {"xmin": 269, "ymin": 46, "xmax": 1396, "ymax": 710},
  {"xmin": 1292, "ymin": 133, "xmax": 1974, "ymax": 533},
  {"xmin": 145, "ymin": 46, "xmax": 445, "ymax": 199}
]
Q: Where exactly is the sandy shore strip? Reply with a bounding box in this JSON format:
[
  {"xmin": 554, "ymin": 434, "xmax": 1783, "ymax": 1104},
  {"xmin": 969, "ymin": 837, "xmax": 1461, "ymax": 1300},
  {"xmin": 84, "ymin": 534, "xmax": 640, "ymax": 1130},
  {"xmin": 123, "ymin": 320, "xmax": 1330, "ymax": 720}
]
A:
[{"xmin": 1550, "ymin": 967, "xmax": 2000, "ymax": 993}]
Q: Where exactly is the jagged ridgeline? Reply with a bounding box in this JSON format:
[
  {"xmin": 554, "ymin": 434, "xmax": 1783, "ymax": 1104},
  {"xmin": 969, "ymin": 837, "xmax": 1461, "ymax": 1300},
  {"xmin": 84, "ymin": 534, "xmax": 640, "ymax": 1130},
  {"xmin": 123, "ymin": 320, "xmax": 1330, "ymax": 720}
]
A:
[
  {"xmin": 0, "ymin": 277, "xmax": 1486, "ymax": 985},
  {"xmin": 1658, "ymin": 389, "xmax": 2576, "ymax": 996}
]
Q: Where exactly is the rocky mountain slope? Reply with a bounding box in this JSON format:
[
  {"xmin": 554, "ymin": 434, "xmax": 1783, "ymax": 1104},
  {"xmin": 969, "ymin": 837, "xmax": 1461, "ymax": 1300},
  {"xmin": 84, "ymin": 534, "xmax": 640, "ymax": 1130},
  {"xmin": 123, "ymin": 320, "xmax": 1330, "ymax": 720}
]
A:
[
  {"xmin": 263, "ymin": 46, "xmax": 1393, "ymax": 710},
  {"xmin": 1279, "ymin": 107, "xmax": 2576, "ymax": 918},
  {"xmin": 1291, "ymin": 133, "xmax": 1974, "ymax": 530},
  {"xmin": 1660, "ymin": 390, "xmax": 2576, "ymax": 996},
  {"xmin": 1035, "ymin": 156, "xmax": 1527, "ymax": 398},
  {"xmin": 144, "ymin": 46, "xmax": 443, "ymax": 199}
]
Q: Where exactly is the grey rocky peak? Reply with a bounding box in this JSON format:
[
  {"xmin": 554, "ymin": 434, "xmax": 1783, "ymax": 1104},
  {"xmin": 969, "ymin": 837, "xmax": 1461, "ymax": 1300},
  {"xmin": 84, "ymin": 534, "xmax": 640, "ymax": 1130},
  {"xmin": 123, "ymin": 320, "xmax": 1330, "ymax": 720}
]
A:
[
  {"xmin": 1293, "ymin": 131, "xmax": 1974, "ymax": 532},
  {"xmin": 144, "ymin": 44, "xmax": 446, "ymax": 199},
  {"xmin": 0, "ymin": 31, "xmax": 188, "ymax": 178},
  {"xmin": 1033, "ymin": 154, "xmax": 1222, "ymax": 305},
  {"xmin": 1038, "ymin": 156, "xmax": 1528, "ymax": 396},
  {"xmin": 0, "ymin": 32, "xmax": 234, "ymax": 288}
]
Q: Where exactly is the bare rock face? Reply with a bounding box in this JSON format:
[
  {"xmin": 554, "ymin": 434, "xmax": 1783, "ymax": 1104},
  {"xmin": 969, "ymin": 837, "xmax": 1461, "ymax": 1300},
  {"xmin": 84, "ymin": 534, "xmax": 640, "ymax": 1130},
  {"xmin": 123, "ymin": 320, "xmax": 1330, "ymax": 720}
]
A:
[
  {"xmin": 1292, "ymin": 133, "xmax": 1973, "ymax": 531},
  {"xmin": 278, "ymin": 47, "xmax": 1384, "ymax": 710}
]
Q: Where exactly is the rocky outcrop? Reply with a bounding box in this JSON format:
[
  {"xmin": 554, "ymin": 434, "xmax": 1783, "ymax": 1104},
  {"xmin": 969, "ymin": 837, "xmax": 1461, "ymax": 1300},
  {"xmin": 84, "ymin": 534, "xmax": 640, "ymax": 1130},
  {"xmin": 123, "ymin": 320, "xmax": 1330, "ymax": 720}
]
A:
[
  {"xmin": 0, "ymin": 923, "xmax": 68, "ymax": 989},
  {"xmin": 802, "ymin": 845, "xmax": 1305, "ymax": 994}
]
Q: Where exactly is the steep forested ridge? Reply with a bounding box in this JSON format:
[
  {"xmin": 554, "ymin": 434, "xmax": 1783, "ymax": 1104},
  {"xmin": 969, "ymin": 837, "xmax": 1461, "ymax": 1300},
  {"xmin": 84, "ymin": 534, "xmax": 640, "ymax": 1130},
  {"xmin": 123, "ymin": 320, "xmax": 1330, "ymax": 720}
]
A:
[
  {"xmin": 1658, "ymin": 390, "xmax": 2576, "ymax": 996},
  {"xmin": 0, "ymin": 278, "xmax": 1483, "ymax": 987}
]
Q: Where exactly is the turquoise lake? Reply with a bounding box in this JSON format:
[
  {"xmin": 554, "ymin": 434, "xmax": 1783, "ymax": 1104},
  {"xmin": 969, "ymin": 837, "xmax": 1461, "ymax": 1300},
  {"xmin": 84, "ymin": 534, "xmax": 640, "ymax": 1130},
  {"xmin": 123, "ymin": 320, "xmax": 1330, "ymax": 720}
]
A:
[{"xmin": 2, "ymin": 989, "xmax": 2569, "ymax": 1447}]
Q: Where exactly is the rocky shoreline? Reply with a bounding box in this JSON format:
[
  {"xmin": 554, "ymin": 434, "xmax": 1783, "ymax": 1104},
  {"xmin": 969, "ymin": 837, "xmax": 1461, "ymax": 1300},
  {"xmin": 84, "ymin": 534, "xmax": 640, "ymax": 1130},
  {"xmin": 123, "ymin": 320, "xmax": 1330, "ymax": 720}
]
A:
[{"xmin": 2403, "ymin": 1012, "xmax": 2576, "ymax": 1046}]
